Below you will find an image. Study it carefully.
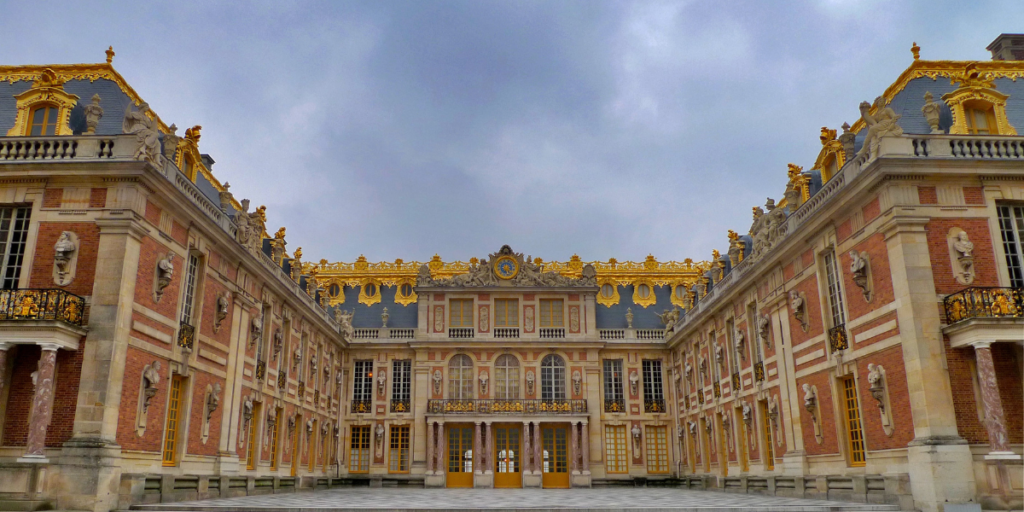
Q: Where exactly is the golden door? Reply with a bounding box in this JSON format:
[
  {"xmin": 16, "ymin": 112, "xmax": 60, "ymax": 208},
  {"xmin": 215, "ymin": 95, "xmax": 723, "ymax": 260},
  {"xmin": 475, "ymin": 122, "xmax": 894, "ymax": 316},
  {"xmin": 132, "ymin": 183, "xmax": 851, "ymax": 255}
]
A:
[
  {"xmin": 541, "ymin": 426, "xmax": 569, "ymax": 488},
  {"xmin": 493, "ymin": 426, "xmax": 521, "ymax": 488},
  {"xmin": 446, "ymin": 426, "xmax": 474, "ymax": 488}
]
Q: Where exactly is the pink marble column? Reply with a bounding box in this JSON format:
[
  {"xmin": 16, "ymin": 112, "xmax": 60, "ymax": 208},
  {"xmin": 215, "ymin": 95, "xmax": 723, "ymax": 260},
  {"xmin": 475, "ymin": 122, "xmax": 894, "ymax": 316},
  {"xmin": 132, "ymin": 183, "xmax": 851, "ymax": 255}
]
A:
[
  {"xmin": 426, "ymin": 421, "xmax": 435, "ymax": 473},
  {"xmin": 581, "ymin": 421, "xmax": 590, "ymax": 473},
  {"xmin": 522, "ymin": 422, "xmax": 532, "ymax": 473},
  {"xmin": 473, "ymin": 422, "xmax": 482, "ymax": 474},
  {"xmin": 973, "ymin": 342, "xmax": 1013, "ymax": 455},
  {"xmin": 570, "ymin": 420, "xmax": 579, "ymax": 473},
  {"xmin": 436, "ymin": 422, "xmax": 446, "ymax": 473},
  {"xmin": 534, "ymin": 422, "xmax": 543, "ymax": 474},
  {"xmin": 23, "ymin": 345, "xmax": 59, "ymax": 460},
  {"xmin": 484, "ymin": 422, "xmax": 493, "ymax": 472},
  {"xmin": 0, "ymin": 344, "xmax": 10, "ymax": 401}
]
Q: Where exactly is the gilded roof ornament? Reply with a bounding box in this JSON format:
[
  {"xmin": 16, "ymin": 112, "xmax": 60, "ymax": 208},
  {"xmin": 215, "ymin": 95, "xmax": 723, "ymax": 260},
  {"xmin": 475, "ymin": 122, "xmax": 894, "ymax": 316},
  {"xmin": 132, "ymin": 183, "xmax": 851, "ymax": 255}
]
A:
[
  {"xmin": 256, "ymin": 205, "xmax": 267, "ymax": 224},
  {"xmin": 727, "ymin": 230, "xmax": 739, "ymax": 241},
  {"xmin": 911, "ymin": 42, "xmax": 920, "ymax": 61},
  {"xmin": 106, "ymin": 46, "xmax": 115, "ymax": 64},
  {"xmin": 819, "ymin": 126, "xmax": 837, "ymax": 145},
  {"xmin": 185, "ymin": 125, "xmax": 202, "ymax": 145},
  {"xmin": 274, "ymin": 227, "xmax": 286, "ymax": 240}
]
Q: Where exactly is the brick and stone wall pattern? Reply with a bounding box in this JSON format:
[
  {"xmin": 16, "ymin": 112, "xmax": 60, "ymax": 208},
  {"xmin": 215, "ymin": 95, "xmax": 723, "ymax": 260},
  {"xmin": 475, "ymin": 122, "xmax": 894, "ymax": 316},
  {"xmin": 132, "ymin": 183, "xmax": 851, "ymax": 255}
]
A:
[
  {"xmin": 28, "ymin": 222, "xmax": 100, "ymax": 297},
  {"xmin": 115, "ymin": 346, "xmax": 169, "ymax": 452},
  {"xmin": 856, "ymin": 345, "xmax": 914, "ymax": 450},
  {"xmin": 925, "ymin": 218, "xmax": 1000, "ymax": 295},
  {"xmin": 133, "ymin": 236, "xmax": 182, "ymax": 320}
]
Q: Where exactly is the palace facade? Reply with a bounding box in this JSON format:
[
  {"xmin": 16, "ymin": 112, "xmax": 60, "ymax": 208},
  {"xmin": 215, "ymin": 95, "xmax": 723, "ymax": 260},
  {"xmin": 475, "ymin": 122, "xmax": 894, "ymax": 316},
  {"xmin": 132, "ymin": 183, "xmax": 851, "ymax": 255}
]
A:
[{"xmin": 0, "ymin": 36, "xmax": 1022, "ymax": 512}]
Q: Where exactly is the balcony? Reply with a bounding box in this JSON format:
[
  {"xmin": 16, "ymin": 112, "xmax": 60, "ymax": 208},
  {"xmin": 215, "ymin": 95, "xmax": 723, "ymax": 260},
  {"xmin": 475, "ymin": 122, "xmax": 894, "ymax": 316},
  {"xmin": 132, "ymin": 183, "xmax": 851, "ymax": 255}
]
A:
[
  {"xmin": 0, "ymin": 288, "xmax": 88, "ymax": 351},
  {"xmin": 391, "ymin": 399, "xmax": 411, "ymax": 413},
  {"xmin": 351, "ymin": 399, "xmax": 373, "ymax": 414},
  {"xmin": 713, "ymin": 381, "xmax": 721, "ymax": 399},
  {"xmin": 644, "ymin": 398, "xmax": 666, "ymax": 413},
  {"xmin": 277, "ymin": 370, "xmax": 287, "ymax": 390},
  {"xmin": 538, "ymin": 328, "xmax": 564, "ymax": 339},
  {"xmin": 828, "ymin": 324, "xmax": 849, "ymax": 352},
  {"xmin": 255, "ymin": 359, "xmax": 266, "ymax": 381},
  {"xmin": 604, "ymin": 398, "xmax": 625, "ymax": 413},
  {"xmin": 753, "ymin": 362, "xmax": 765, "ymax": 382},
  {"xmin": 427, "ymin": 399, "xmax": 587, "ymax": 415},
  {"xmin": 943, "ymin": 287, "xmax": 1024, "ymax": 349},
  {"xmin": 449, "ymin": 327, "xmax": 474, "ymax": 339},
  {"xmin": 732, "ymin": 372, "xmax": 741, "ymax": 392},
  {"xmin": 493, "ymin": 327, "xmax": 519, "ymax": 339}
]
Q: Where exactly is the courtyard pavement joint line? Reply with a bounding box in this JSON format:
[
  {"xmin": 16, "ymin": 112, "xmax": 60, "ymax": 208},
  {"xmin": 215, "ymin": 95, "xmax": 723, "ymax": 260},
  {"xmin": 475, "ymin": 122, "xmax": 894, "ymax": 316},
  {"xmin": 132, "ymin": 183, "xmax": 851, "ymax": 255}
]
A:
[{"xmin": 129, "ymin": 487, "xmax": 905, "ymax": 511}]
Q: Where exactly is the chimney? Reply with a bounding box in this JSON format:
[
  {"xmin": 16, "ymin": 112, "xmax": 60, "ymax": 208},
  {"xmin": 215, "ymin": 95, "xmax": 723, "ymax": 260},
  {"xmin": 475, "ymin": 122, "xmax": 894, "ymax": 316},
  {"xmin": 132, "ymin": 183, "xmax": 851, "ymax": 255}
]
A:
[{"xmin": 987, "ymin": 33, "xmax": 1024, "ymax": 61}]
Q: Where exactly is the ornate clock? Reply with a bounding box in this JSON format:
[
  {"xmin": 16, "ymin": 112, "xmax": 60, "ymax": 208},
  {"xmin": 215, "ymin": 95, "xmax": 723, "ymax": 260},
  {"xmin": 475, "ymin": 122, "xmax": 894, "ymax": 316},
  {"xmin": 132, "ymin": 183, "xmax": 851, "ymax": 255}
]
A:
[{"xmin": 493, "ymin": 255, "xmax": 519, "ymax": 280}]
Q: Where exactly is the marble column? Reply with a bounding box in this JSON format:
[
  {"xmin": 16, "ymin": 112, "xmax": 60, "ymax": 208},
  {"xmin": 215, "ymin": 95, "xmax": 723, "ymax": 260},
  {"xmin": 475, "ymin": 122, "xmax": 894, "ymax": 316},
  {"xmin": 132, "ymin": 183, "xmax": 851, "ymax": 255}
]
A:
[
  {"xmin": 474, "ymin": 422, "xmax": 482, "ymax": 474},
  {"xmin": 581, "ymin": 421, "xmax": 590, "ymax": 473},
  {"xmin": 426, "ymin": 421, "xmax": 435, "ymax": 474},
  {"xmin": 484, "ymin": 421, "xmax": 493, "ymax": 473},
  {"xmin": 436, "ymin": 421, "xmax": 446, "ymax": 473},
  {"xmin": 522, "ymin": 422, "xmax": 532, "ymax": 473},
  {"xmin": 973, "ymin": 342, "xmax": 1018, "ymax": 459},
  {"xmin": 21, "ymin": 344, "xmax": 60, "ymax": 461},
  {"xmin": 0, "ymin": 343, "xmax": 10, "ymax": 400},
  {"xmin": 570, "ymin": 420, "xmax": 580, "ymax": 473},
  {"xmin": 534, "ymin": 421, "xmax": 543, "ymax": 474}
]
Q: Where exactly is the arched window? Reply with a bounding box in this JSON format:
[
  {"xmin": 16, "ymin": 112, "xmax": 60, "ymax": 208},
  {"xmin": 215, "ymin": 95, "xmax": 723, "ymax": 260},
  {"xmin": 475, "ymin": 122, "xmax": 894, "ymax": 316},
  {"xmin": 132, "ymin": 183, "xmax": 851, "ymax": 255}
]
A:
[
  {"xmin": 28, "ymin": 105, "xmax": 59, "ymax": 136},
  {"xmin": 494, "ymin": 354, "xmax": 519, "ymax": 400},
  {"xmin": 540, "ymin": 354, "xmax": 565, "ymax": 400},
  {"xmin": 448, "ymin": 354, "xmax": 473, "ymax": 400}
]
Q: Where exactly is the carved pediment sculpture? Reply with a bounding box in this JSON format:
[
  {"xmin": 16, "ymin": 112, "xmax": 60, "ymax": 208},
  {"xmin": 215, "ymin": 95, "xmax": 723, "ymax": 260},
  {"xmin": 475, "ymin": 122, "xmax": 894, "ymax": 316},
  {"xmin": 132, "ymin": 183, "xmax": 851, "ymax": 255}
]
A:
[{"xmin": 416, "ymin": 245, "xmax": 597, "ymax": 288}]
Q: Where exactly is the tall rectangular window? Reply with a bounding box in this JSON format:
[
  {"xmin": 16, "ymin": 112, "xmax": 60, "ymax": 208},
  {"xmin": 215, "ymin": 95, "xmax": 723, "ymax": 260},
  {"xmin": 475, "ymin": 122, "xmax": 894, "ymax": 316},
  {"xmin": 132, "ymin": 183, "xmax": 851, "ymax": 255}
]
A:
[
  {"xmin": 388, "ymin": 425, "xmax": 410, "ymax": 472},
  {"xmin": 162, "ymin": 376, "xmax": 186, "ymax": 467},
  {"xmin": 603, "ymin": 359, "xmax": 624, "ymax": 412},
  {"xmin": 180, "ymin": 253, "xmax": 200, "ymax": 325},
  {"xmin": 645, "ymin": 425, "xmax": 669, "ymax": 474},
  {"xmin": 642, "ymin": 359, "xmax": 664, "ymax": 412},
  {"xmin": 353, "ymin": 361, "xmax": 374, "ymax": 403},
  {"xmin": 0, "ymin": 207, "xmax": 31, "ymax": 289},
  {"xmin": 494, "ymin": 299, "xmax": 519, "ymax": 327},
  {"xmin": 604, "ymin": 425, "xmax": 628, "ymax": 474},
  {"xmin": 823, "ymin": 249, "xmax": 846, "ymax": 327},
  {"xmin": 269, "ymin": 408, "xmax": 282, "ymax": 470},
  {"xmin": 449, "ymin": 299, "xmax": 474, "ymax": 327},
  {"xmin": 539, "ymin": 299, "xmax": 564, "ymax": 327},
  {"xmin": 391, "ymin": 359, "xmax": 411, "ymax": 412},
  {"xmin": 998, "ymin": 204, "xmax": 1024, "ymax": 288},
  {"xmin": 246, "ymin": 402, "xmax": 262, "ymax": 470},
  {"xmin": 748, "ymin": 304, "xmax": 763, "ymax": 363},
  {"xmin": 349, "ymin": 425, "xmax": 371, "ymax": 472},
  {"xmin": 841, "ymin": 376, "xmax": 866, "ymax": 467},
  {"xmin": 760, "ymin": 400, "xmax": 775, "ymax": 471}
]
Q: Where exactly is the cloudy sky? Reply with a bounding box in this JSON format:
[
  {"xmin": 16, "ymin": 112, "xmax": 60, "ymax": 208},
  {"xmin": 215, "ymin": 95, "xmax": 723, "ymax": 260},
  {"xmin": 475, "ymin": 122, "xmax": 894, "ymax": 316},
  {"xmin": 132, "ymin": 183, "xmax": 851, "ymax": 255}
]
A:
[{"xmin": 2, "ymin": 1, "xmax": 1018, "ymax": 264}]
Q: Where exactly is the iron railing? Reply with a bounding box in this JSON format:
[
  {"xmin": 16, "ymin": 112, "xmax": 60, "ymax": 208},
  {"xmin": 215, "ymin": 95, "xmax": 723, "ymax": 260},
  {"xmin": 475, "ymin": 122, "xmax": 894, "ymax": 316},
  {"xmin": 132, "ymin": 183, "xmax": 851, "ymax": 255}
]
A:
[
  {"xmin": 391, "ymin": 399, "xmax": 411, "ymax": 413},
  {"xmin": 427, "ymin": 399, "xmax": 587, "ymax": 415},
  {"xmin": 645, "ymin": 398, "xmax": 666, "ymax": 413},
  {"xmin": 277, "ymin": 370, "xmax": 287, "ymax": 390},
  {"xmin": 944, "ymin": 286, "xmax": 1023, "ymax": 324},
  {"xmin": 753, "ymin": 362, "xmax": 765, "ymax": 382},
  {"xmin": 713, "ymin": 381, "xmax": 721, "ymax": 399},
  {"xmin": 0, "ymin": 288, "xmax": 86, "ymax": 326},
  {"xmin": 255, "ymin": 359, "xmax": 266, "ymax": 381},
  {"xmin": 732, "ymin": 372, "xmax": 741, "ymax": 392},
  {"xmin": 297, "ymin": 381, "xmax": 305, "ymax": 398},
  {"xmin": 177, "ymin": 321, "xmax": 195, "ymax": 351},
  {"xmin": 604, "ymin": 398, "xmax": 625, "ymax": 413},
  {"xmin": 828, "ymin": 324, "xmax": 849, "ymax": 352},
  {"xmin": 351, "ymin": 399, "xmax": 373, "ymax": 414}
]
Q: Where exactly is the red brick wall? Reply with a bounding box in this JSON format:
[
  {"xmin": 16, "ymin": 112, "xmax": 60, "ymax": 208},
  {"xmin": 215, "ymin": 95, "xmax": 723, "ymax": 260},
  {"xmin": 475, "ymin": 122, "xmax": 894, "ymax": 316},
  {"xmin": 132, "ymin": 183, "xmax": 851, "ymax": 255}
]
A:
[
  {"xmin": 2, "ymin": 345, "xmax": 38, "ymax": 446},
  {"xmin": 863, "ymin": 197, "xmax": 881, "ymax": 223},
  {"xmin": 995, "ymin": 343, "xmax": 1023, "ymax": 444},
  {"xmin": 134, "ymin": 237, "xmax": 181, "ymax": 320},
  {"xmin": 948, "ymin": 343, "xmax": 1024, "ymax": 445},
  {"xmin": 946, "ymin": 341, "xmax": 988, "ymax": 444},
  {"xmin": 1, "ymin": 343, "xmax": 85, "ymax": 447},
  {"xmin": 185, "ymin": 372, "xmax": 224, "ymax": 457},
  {"xmin": 925, "ymin": 218, "xmax": 999, "ymax": 295},
  {"xmin": 857, "ymin": 345, "xmax": 914, "ymax": 450},
  {"xmin": 798, "ymin": 370, "xmax": 840, "ymax": 456},
  {"xmin": 842, "ymin": 233, "xmax": 895, "ymax": 321},
  {"xmin": 918, "ymin": 186, "xmax": 938, "ymax": 204},
  {"xmin": 116, "ymin": 346, "xmax": 168, "ymax": 452},
  {"xmin": 963, "ymin": 186, "xmax": 985, "ymax": 205},
  {"xmin": 43, "ymin": 188, "xmax": 62, "ymax": 208},
  {"xmin": 29, "ymin": 223, "xmax": 101, "ymax": 297},
  {"xmin": 144, "ymin": 201, "xmax": 161, "ymax": 225},
  {"xmin": 47, "ymin": 341, "xmax": 85, "ymax": 446},
  {"xmin": 787, "ymin": 275, "xmax": 823, "ymax": 346},
  {"xmin": 88, "ymin": 188, "xmax": 107, "ymax": 208}
]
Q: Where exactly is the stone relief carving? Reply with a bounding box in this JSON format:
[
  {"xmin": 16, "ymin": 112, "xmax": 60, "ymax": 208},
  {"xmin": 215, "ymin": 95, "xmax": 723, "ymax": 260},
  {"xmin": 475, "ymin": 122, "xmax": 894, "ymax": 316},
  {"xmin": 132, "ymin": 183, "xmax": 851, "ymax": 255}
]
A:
[
  {"xmin": 526, "ymin": 370, "xmax": 535, "ymax": 396},
  {"xmin": 747, "ymin": 198, "xmax": 788, "ymax": 263},
  {"xmin": 921, "ymin": 91, "xmax": 943, "ymax": 134},
  {"xmin": 569, "ymin": 306, "xmax": 580, "ymax": 332},
  {"xmin": 376, "ymin": 369, "xmax": 387, "ymax": 397},
  {"xmin": 803, "ymin": 383, "xmax": 823, "ymax": 444},
  {"xmin": 857, "ymin": 96, "xmax": 905, "ymax": 161},
  {"xmin": 571, "ymin": 370, "xmax": 582, "ymax": 396},
  {"xmin": 629, "ymin": 369, "xmax": 640, "ymax": 397},
  {"xmin": 524, "ymin": 306, "xmax": 535, "ymax": 332},
  {"xmin": 479, "ymin": 369, "xmax": 489, "ymax": 396},
  {"xmin": 213, "ymin": 292, "xmax": 229, "ymax": 333},
  {"xmin": 479, "ymin": 305, "xmax": 489, "ymax": 332},
  {"xmin": 153, "ymin": 252, "xmax": 174, "ymax": 302},
  {"xmin": 122, "ymin": 102, "xmax": 161, "ymax": 166},
  {"xmin": 734, "ymin": 328, "xmax": 745, "ymax": 360},
  {"xmin": 433, "ymin": 306, "xmax": 444, "ymax": 332},
  {"xmin": 53, "ymin": 231, "xmax": 78, "ymax": 286},
  {"xmin": 432, "ymin": 370, "xmax": 443, "ymax": 396},
  {"xmin": 416, "ymin": 245, "xmax": 597, "ymax": 288},
  {"xmin": 83, "ymin": 94, "xmax": 103, "ymax": 134},
  {"xmin": 757, "ymin": 316, "xmax": 771, "ymax": 349},
  {"xmin": 381, "ymin": 307, "xmax": 389, "ymax": 328},
  {"xmin": 789, "ymin": 291, "xmax": 809, "ymax": 333},
  {"xmin": 625, "ymin": 307, "xmax": 634, "ymax": 329},
  {"xmin": 849, "ymin": 250, "xmax": 872, "ymax": 301},
  {"xmin": 949, "ymin": 229, "xmax": 976, "ymax": 285},
  {"xmin": 249, "ymin": 314, "xmax": 262, "ymax": 349}
]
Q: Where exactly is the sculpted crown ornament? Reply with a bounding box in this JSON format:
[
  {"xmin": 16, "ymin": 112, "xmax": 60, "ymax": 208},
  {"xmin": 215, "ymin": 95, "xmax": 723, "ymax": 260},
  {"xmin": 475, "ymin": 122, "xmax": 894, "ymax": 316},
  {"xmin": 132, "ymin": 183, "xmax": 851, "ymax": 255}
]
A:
[{"xmin": 416, "ymin": 245, "xmax": 597, "ymax": 288}]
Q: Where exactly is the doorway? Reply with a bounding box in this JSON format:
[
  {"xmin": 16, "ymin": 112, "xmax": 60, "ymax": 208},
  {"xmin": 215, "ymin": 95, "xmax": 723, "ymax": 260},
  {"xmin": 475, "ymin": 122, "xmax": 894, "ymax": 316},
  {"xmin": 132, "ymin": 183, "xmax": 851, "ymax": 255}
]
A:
[
  {"xmin": 446, "ymin": 426, "xmax": 474, "ymax": 488},
  {"xmin": 493, "ymin": 425, "xmax": 521, "ymax": 488},
  {"xmin": 541, "ymin": 425, "xmax": 569, "ymax": 488}
]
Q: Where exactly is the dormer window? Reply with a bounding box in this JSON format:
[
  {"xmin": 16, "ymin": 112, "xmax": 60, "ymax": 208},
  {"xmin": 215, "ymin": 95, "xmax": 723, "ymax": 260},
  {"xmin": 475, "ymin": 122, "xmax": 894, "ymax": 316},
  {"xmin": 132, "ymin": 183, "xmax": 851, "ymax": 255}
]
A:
[
  {"xmin": 28, "ymin": 105, "xmax": 59, "ymax": 136},
  {"xmin": 964, "ymin": 100, "xmax": 997, "ymax": 135}
]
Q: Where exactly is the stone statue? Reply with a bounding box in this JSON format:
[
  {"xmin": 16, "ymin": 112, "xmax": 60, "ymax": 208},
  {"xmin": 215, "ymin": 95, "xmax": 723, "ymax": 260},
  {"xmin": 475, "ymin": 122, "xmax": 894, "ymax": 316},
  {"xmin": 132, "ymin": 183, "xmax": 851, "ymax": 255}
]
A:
[
  {"xmin": 381, "ymin": 307, "xmax": 389, "ymax": 328},
  {"xmin": 122, "ymin": 102, "xmax": 161, "ymax": 165},
  {"xmin": 571, "ymin": 370, "xmax": 582, "ymax": 396},
  {"xmin": 757, "ymin": 316, "xmax": 770, "ymax": 347},
  {"xmin": 789, "ymin": 291, "xmax": 808, "ymax": 332},
  {"xmin": 688, "ymin": 421, "xmax": 697, "ymax": 438},
  {"xmin": 839, "ymin": 122, "xmax": 856, "ymax": 162},
  {"xmin": 802, "ymin": 383, "xmax": 816, "ymax": 414},
  {"xmin": 734, "ymin": 328, "xmax": 745, "ymax": 360},
  {"xmin": 163, "ymin": 124, "xmax": 180, "ymax": 161},
  {"xmin": 376, "ymin": 369, "xmax": 387, "ymax": 397},
  {"xmin": 53, "ymin": 231, "xmax": 77, "ymax": 285},
  {"xmin": 954, "ymin": 231, "xmax": 974, "ymax": 258},
  {"xmin": 629, "ymin": 370, "xmax": 639, "ymax": 396},
  {"xmin": 206, "ymin": 383, "xmax": 222, "ymax": 420},
  {"xmin": 154, "ymin": 252, "xmax": 174, "ymax": 302},
  {"xmin": 214, "ymin": 293, "xmax": 229, "ymax": 333},
  {"xmin": 867, "ymin": 363, "xmax": 886, "ymax": 407},
  {"xmin": 432, "ymin": 369, "xmax": 443, "ymax": 396},
  {"xmin": 921, "ymin": 92, "xmax": 943, "ymax": 134},
  {"xmin": 83, "ymin": 94, "xmax": 103, "ymax": 134},
  {"xmin": 271, "ymin": 227, "xmax": 287, "ymax": 264},
  {"xmin": 741, "ymin": 402, "xmax": 752, "ymax": 427},
  {"xmin": 625, "ymin": 307, "xmax": 634, "ymax": 329},
  {"xmin": 272, "ymin": 329, "xmax": 283, "ymax": 360},
  {"xmin": 857, "ymin": 96, "xmax": 904, "ymax": 161},
  {"xmin": 657, "ymin": 307, "xmax": 680, "ymax": 327},
  {"xmin": 479, "ymin": 369, "xmax": 489, "ymax": 396},
  {"xmin": 292, "ymin": 348, "xmax": 301, "ymax": 370},
  {"xmin": 249, "ymin": 315, "xmax": 262, "ymax": 348},
  {"xmin": 141, "ymin": 362, "xmax": 161, "ymax": 412},
  {"xmin": 953, "ymin": 231, "xmax": 976, "ymax": 284},
  {"xmin": 337, "ymin": 309, "xmax": 354, "ymax": 343},
  {"xmin": 849, "ymin": 250, "xmax": 871, "ymax": 301}
]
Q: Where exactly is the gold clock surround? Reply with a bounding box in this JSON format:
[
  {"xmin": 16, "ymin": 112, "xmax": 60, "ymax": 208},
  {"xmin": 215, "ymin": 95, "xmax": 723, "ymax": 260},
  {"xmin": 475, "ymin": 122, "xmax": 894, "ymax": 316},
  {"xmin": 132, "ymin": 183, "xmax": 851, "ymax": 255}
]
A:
[{"xmin": 494, "ymin": 255, "xmax": 519, "ymax": 280}]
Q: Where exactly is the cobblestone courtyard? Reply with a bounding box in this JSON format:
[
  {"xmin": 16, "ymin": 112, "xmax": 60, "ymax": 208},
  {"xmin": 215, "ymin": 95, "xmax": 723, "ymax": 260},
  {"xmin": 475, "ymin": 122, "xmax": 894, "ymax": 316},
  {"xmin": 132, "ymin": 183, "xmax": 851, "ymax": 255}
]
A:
[{"xmin": 132, "ymin": 487, "xmax": 906, "ymax": 511}]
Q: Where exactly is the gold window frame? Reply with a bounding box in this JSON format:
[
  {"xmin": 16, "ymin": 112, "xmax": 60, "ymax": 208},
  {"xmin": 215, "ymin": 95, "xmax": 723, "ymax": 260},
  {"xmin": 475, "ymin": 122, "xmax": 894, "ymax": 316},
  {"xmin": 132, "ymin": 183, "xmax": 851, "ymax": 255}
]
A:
[{"xmin": 7, "ymin": 69, "xmax": 79, "ymax": 137}]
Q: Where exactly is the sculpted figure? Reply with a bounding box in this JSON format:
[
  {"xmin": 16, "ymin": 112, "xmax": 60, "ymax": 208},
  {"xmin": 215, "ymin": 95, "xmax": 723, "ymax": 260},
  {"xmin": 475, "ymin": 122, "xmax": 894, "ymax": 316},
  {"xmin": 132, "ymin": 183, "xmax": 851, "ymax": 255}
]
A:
[
  {"xmin": 337, "ymin": 309, "xmax": 355, "ymax": 343},
  {"xmin": 953, "ymin": 231, "xmax": 974, "ymax": 258},
  {"xmin": 83, "ymin": 94, "xmax": 103, "ymax": 134},
  {"xmin": 163, "ymin": 124, "xmax": 180, "ymax": 161},
  {"xmin": 214, "ymin": 293, "xmax": 229, "ymax": 332},
  {"xmin": 53, "ymin": 231, "xmax": 76, "ymax": 284},
  {"xmin": 789, "ymin": 291, "xmax": 808, "ymax": 332},
  {"xmin": 122, "ymin": 102, "xmax": 161, "ymax": 165},
  {"xmin": 206, "ymin": 383, "xmax": 222, "ymax": 420},
  {"xmin": 849, "ymin": 250, "xmax": 871, "ymax": 301},
  {"xmin": 802, "ymin": 383, "xmax": 816, "ymax": 413},
  {"xmin": 857, "ymin": 96, "xmax": 904, "ymax": 160},
  {"xmin": 953, "ymin": 231, "xmax": 975, "ymax": 284},
  {"xmin": 141, "ymin": 362, "xmax": 161, "ymax": 412},
  {"xmin": 154, "ymin": 252, "xmax": 174, "ymax": 301},
  {"xmin": 432, "ymin": 369, "xmax": 443, "ymax": 396},
  {"xmin": 921, "ymin": 91, "xmax": 943, "ymax": 134},
  {"xmin": 867, "ymin": 363, "xmax": 886, "ymax": 406}
]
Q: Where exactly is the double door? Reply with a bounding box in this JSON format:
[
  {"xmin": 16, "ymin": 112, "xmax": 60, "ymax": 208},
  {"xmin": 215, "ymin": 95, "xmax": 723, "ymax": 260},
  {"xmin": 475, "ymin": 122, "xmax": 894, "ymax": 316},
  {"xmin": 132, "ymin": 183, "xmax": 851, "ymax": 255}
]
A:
[
  {"xmin": 446, "ymin": 426, "xmax": 474, "ymax": 488},
  {"xmin": 494, "ymin": 425, "xmax": 521, "ymax": 488},
  {"xmin": 541, "ymin": 425, "xmax": 569, "ymax": 488}
]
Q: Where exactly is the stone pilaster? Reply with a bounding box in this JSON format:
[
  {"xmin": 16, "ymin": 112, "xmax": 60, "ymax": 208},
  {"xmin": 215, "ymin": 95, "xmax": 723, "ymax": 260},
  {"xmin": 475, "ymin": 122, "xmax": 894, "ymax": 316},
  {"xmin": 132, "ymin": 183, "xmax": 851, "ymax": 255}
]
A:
[{"xmin": 19, "ymin": 344, "xmax": 59, "ymax": 462}]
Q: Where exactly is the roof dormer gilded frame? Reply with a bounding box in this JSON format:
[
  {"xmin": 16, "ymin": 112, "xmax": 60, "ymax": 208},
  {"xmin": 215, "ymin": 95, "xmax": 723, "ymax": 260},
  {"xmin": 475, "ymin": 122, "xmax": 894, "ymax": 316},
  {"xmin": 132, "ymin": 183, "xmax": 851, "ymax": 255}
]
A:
[
  {"xmin": 942, "ymin": 65, "xmax": 1017, "ymax": 136},
  {"xmin": 811, "ymin": 127, "xmax": 846, "ymax": 182},
  {"xmin": 6, "ymin": 68, "xmax": 79, "ymax": 136}
]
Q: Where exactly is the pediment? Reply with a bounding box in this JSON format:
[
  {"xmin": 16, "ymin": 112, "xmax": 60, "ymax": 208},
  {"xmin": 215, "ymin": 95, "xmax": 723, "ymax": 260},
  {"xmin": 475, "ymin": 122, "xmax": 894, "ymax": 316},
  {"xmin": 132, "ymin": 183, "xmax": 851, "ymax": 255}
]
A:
[{"xmin": 416, "ymin": 245, "xmax": 596, "ymax": 289}]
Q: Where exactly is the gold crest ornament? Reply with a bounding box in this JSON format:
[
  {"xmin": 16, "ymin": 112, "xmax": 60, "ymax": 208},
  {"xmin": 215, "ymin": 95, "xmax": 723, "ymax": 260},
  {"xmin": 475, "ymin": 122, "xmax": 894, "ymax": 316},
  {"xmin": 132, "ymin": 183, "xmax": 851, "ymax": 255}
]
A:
[{"xmin": 493, "ymin": 255, "xmax": 519, "ymax": 280}]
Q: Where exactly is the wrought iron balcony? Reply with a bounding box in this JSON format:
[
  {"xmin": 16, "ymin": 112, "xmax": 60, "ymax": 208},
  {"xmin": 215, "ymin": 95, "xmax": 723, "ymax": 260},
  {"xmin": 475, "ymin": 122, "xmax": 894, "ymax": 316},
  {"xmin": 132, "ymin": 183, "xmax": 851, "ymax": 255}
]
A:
[
  {"xmin": 391, "ymin": 399, "xmax": 411, "ymax": 413},
  {"xmin": 732, "ymin": 372, "xmax": 741, "ymax": 392},
  {"xmin": 753, "ymin": 361, "xmax": 765, "ymax": 382},
  {"xmin": 713, "ymin": 381, "xmax": 721, "ymax": 398},
  {"xmin": 644, "ymin": 398, "xmax": 666, "ymax": 413},
  {"xmin": 297, "ymin": 380, "xmax": 305, "ymax": 397},
  {"xmin": 277, "ymin": 370, "xmax": 287, "ymax": 390},
  {"xmin": 427, "ymin": 399, "xmax": 587, "ymax": 415},
  {"xmin": 351, "ymin": 399, "xmax": 373, "ymax": 414},
  {"xmin": 944, "ymin": 286, "xmax": 1023, "ymax": 324},
  {"xmin": 0, "ymin": 288, "xmax": 85, "ymax": 326},
  {"xmin": 828, "ymin": 324, "xmax": 849, "ymax": 352},
  {"xmin": 255, "ymin": 359, "xmax": 266, "ymax": 381},
  {"xmin": 177, "ymin": 321, "xmax": 195, "ymax": 351},
  {"xmin": 604, "ymin": 398, "xmax": 625, "ymax": 413}
]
